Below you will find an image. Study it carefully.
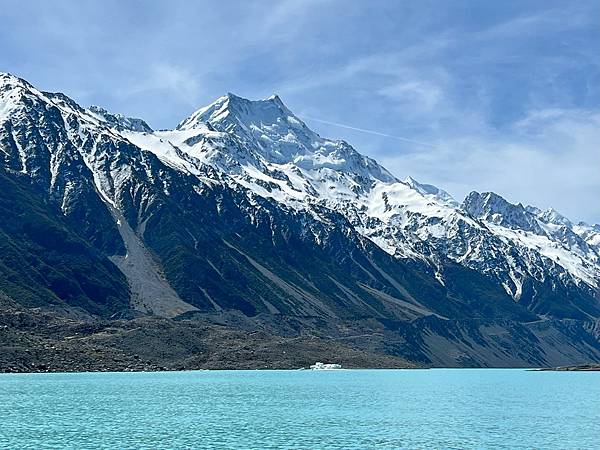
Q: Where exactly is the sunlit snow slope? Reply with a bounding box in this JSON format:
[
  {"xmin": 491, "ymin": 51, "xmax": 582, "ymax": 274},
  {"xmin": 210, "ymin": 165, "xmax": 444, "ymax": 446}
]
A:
[{"xmin": 119, "ymin": 92, "xmax": 600, "ymax": 306}]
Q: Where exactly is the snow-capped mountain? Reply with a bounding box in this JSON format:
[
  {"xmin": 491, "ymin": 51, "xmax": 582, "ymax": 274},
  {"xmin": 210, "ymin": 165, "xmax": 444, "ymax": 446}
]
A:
[
  {"xmin": 120, "ymin": 90, "xmax": 600, "ymax": 313},
  {"xmin": 1, "ymin": 72, "xmax": 600, "ymax": 366}
]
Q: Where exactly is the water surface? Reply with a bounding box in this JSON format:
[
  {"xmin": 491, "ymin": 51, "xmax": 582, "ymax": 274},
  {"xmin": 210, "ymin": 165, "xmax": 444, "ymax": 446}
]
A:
[{"xmin": 1, "ymin": 369, "xmax": 598, "ymax": 449}]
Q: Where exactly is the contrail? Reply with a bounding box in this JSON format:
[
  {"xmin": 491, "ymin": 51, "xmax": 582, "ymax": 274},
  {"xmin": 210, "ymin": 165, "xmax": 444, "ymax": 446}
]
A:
[{"xmin": 301, "ymin": 116, "xmax": 438, "ymax": 148}]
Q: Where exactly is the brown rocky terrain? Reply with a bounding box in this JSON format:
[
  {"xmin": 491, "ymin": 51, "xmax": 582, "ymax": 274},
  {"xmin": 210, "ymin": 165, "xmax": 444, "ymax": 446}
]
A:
[
  {"xmin": 540, "ymin": 364, "xmax": 600, "ymax": 371},
  {"xmin": 0, "ymin": 296, "xmax": 416, "ymax": 373}
]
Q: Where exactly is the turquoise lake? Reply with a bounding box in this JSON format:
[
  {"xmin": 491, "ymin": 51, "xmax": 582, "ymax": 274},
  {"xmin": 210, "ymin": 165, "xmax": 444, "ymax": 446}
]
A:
[{"xmin": 0, "ymin": 369, "xmax": 598, "ymax": 449}]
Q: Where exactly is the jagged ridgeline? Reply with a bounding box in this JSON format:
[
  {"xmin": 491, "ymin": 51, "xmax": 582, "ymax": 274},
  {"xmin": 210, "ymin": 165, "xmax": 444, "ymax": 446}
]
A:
[{"xmin": 1, "ymin": 72, "xmax": 599, "ymax": 367}]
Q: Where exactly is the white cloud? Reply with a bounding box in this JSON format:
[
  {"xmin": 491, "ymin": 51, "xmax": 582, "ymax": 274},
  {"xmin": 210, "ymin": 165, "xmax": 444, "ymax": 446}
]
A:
[
  {"xmin": 119, "ymin": 64, "xmax": 201, "ymax": 106},
  {"xmin": 377, "ymin": 80, "xmax": 443, "ymax": 112},
  {"xmin": 379, "ymin": 108, "xmax": 600, "ymax": 223}
]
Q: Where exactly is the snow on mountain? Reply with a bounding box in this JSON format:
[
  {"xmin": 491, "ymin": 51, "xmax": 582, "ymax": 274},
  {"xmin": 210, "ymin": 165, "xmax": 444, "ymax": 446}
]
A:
[
  {"xmin": 1, "ymin": 71, "xmax": 598, "ymax": 303},
  {"xmin": 463, "ymin": 192, "xmax": 543, "ymax": 233},
  {"xmin": 111, "ymin": 90, "xmax": 600, "ymax": 297},
  {"xmin": 0, "ymin": 72, "xmax": 125, "ymax": 190},
  {"xmin": 178, "ymin": 93, "xmax": 396, "ymax": 180},
  {"xmin": 88, "ymin": 105, "xmax": 153, "ymax": 133},
  {"xmin": 404, "ymin": 176, "xmax": 458, "ymax": 207}
]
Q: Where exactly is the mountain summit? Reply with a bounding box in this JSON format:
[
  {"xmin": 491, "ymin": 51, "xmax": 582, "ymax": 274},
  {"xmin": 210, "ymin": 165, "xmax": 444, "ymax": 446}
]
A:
[
  {"xmin": 1, "ymin": 73, "xmax": 600, "ymax": 368},
  {"xmin": 175, "ymin": 92, "xmax": 398, "ymax": 184}
]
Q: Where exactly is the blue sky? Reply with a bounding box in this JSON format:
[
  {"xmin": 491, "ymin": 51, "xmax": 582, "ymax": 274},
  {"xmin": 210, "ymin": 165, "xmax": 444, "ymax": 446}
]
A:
[{"xmin": 1, "ymin": 0, "xmax": 599, "ymax": 222}]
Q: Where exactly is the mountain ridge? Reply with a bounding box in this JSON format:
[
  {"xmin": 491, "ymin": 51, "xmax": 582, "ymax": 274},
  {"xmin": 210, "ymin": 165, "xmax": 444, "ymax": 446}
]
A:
[{"xmin": 1, "ymin": 71, "xmax": 599, "ymax": 368}]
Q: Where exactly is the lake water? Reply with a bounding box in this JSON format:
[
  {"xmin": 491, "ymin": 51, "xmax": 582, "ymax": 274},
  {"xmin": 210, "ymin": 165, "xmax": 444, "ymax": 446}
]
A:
[{"xmin": 0, "ymin": 369, "xmax": 598, "ymax": 449}]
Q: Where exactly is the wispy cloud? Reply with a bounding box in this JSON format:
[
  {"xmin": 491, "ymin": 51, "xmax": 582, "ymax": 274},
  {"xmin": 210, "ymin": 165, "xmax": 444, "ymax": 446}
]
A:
[
  {"xmin": 379, "ymin": 108, "xmax": 600, "ymax": 222},
  {"xmin": 119, "ymin": 64, "xmax": 201, "ymax": 107},
  {"xmin": 301, "ymin": 116, "xmax": 438, "ymax": 147},
  {"xmin": 377, "ymin": 81, "xmax": 443, "ymax": 112}
]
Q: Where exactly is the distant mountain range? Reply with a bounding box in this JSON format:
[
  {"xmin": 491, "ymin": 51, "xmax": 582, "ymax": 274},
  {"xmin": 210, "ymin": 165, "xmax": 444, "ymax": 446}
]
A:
[{"xmin": 1, "ymin": 72, "xmax": 599, "ymax": 369}]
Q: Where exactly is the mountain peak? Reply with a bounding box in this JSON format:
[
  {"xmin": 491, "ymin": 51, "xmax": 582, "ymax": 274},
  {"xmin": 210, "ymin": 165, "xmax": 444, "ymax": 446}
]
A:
[
  {"xmin": 463, "ymin": 191, "xmax": 512, "ymax": 213},
  {"xmin": 404, "ymin": 176, "xmax": 458, "ymax": 206},
  {"xmin": 0, "ymin": 72, "xmax": 32, "ymax": 89},
  {"xmin": 265, "ymin": 93, "xmax": 285, "ymax": 106},
  {"xmin": 174, "ymin": 92, "xmax": 396, "ymax": 182},
  {"xmin": 463, "ymin": 191, "xmax": 543, "ymax": 232},
  {"xmin": 176, "ymin": 92, "xmax": 318, "ymax": 160},
  {"xmin": 0, "ymin": 72, "xmax": 50, "ymax": 123},
  {"xmin": 0, "ymin": 72, "xmax": 38, "ymax": 103},
  {"xmin": 177, "ymin": 92, "xmax": 295, "ymax": 132},
  {"xmin": 536, "ymin": 207, "xmax": 572, "ymax": 227},
  {"xmin": 89, "ymin": 105, "xmax": 153, "ymax": 133}
]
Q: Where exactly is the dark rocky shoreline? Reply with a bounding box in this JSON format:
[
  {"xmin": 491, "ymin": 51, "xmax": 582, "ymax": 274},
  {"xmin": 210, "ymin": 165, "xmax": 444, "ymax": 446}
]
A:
[
  {"xmin": 0, "ymin": 302, "xmax": 416, "ymax": 373},
  {"xmin": 4, "ymin": 297, "xmax": 600, "ymax": 373},
  {"xmin": 538, "ymin": 364, "xmax": 600, "ymax": 371}
]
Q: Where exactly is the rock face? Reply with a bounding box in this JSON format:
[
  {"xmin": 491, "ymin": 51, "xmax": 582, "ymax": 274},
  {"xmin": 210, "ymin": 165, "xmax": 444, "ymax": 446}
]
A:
[{"xmin": 1, "ymin": 72, "xmax": 599, "ymax": 368}]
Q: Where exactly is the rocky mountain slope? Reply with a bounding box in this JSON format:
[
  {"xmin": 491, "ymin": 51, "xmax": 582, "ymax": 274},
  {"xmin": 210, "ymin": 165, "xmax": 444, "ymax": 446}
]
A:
[{"xmin": 1, "ymin": 72, "xmax": 599, "ymax": 368}]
